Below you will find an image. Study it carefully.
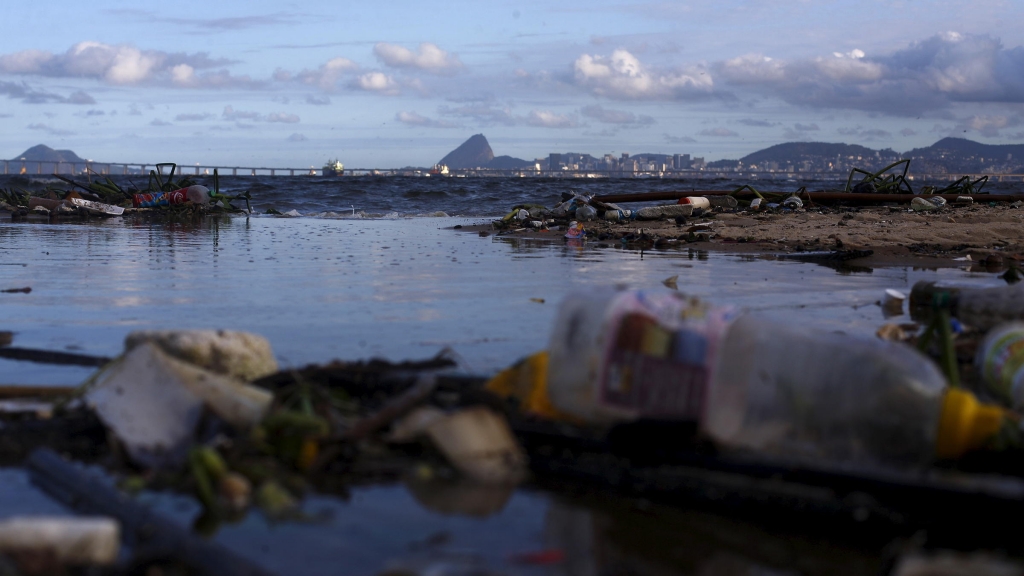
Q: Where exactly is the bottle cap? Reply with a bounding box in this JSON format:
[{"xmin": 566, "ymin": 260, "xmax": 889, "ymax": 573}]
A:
[
  {"xmin": 935, "ymin": 387, "xmax": 1006, "ymax": 460},
  {"xmin": 484, "ymin": 351, "xmax": 576, "ymax": 421}
]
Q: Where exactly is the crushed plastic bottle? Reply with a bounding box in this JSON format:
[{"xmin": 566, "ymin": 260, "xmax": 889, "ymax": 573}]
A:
[
  {"xmin": 781, "ymin": 195, "xmax": 803, "ymax": 209},
  {"xmin": 575, "ymin": 204, "xmax": 598, "ymax": 222}
]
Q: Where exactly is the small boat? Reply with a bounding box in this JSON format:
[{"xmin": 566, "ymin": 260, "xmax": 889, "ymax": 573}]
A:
[
  {"xmin": 428, "ymin": 164, "xmax": 450, "ymax": 177},
  {"xmin": 323, "ymin": 159, "xmax": 344, "ymax": 177}
]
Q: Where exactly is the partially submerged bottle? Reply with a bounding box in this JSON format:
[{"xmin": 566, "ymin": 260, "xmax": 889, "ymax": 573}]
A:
[{"xmin": 545, "ymin": 288, "xmax": 1007, "ymax": 470}]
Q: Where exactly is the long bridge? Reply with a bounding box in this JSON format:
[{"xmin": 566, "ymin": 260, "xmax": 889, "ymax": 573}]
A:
[{"xmin": 4, "ymin": 159, "xmax": 1024, "ymax": 182}]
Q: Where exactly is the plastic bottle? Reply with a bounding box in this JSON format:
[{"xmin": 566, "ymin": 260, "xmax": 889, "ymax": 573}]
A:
[
  {"xmin": 976, "ymin": 322, "xmax": 1024, "ymax": 408},
  {"xmin": 677, "ymin": 196, "xmax": 711, "ymax": 210},
  {"xmin": 575, "ymin": 204, "xmax": 597, "ymax": 222},
  {"xmin": 635, "ymin": 204, "xmax": 694, "ymax": 220},
  {"xmin": 545, "ymin": 288, "xmax": 1007, "ymax": 470},
  {"xmin": 132, "ymin": 185, "xmax": 210, "ymax": 208},
  {"xmin": 603, "ymin": 209, "xmax": 632, "ymax": 221},
  {"xmin": 910, "ymin": 281, "xmax": 1024, "ymax": 331}
]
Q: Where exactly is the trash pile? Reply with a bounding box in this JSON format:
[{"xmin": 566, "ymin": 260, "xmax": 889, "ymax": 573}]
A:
[
  {"xmin": 0, "ymin": 163, "xmax": 252, "ymax": 221},
  {"xmin": 9, "ymin": 283, "xmax": 1024, "ymax": 571}
]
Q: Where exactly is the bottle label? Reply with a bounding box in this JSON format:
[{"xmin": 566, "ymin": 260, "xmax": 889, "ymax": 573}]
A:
[
  {"xmin": 979, "ymin": 326, "xmax": 1024, "ymax": 402},
  {"xmin": 598, "ymin": 291, "xmax": 734, "ymax": 420}
]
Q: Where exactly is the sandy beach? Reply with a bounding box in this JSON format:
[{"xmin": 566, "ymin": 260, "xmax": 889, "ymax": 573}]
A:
[{"xmin": 464, "ymin": 203, "xmax": 1024, "ymax": 268}]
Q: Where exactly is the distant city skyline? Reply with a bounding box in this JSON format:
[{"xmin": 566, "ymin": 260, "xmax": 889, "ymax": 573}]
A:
[{"xmin": 2, "ymin": 1, "xmax": 1024, "ymax": 168}]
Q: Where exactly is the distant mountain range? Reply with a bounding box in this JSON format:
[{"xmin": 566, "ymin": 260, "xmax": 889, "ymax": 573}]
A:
[
  {"xmin": 7, "ymin": 137, "xmax": 1024, "ymax": 175},
  {"xmin": 435, "ymin": 135, "xmax": 1024, "ymax": 174}
]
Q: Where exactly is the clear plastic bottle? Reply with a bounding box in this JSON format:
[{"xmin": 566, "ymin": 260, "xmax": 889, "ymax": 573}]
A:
[
  {"xmin": 544, "ymin": 288, "xmax": 1006, "ymax": 470},
  {"xmin": 910, "ymin": 281, "xmax": 1024, "ymax": 331},
  {"xmin": 704, "ymin": 314, "xmax": 994, "ymax": 469}
]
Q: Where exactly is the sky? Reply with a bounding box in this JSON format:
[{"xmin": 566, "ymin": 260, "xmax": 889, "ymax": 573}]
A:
[{"xmin": 2, "ymin": 0, "xmax": 1024, "ymax": 168}]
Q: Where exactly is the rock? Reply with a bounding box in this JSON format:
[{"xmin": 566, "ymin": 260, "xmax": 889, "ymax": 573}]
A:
[{"xmin": 124, "ymin": 329, "xmax": 278, "ymax": 381}]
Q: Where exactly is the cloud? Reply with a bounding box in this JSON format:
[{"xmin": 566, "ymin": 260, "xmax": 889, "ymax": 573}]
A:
[
  {"xmin": 292, "ymin": 57, "xmax": 359, "ymax": 90},
  {"xmin": 525, "ymin": 110, "xmax": 578, "ymax": 128},
  {"xmin": 27, "ymin": 123, "xmax": 74, "ymax": 136},
  {"xmin": 699, "ymin": 127, "xmax": 738, "ymax": 137},
  {"xmin": 149, "ymin": 119, "xmax": 171, "ymax": 126},
  {"xmin": 837, "ymin": 126, "xmax": 893, "ymax": 140},
  {"xmin": 580, "ymin": 104, "xmax": 655, "ymax": 126},
  {"xmin": 783, "ymin": 122, "xmax": 821, "ymax": 139},
  {"xmin": 0, "ymin": 41, "xmax": 260, "ymax": 89},
  {"xmin": 266, "ymin": 112, "xmax": 300, "ymax": 123},
  {"xmin": 352, "ymin": 72, "xmax": 400, "ymax": 95},
  {"xmin": 738, "ymin": 118, "xmax": 777, "ymax": 127},
  {"xmin": 664, "ymin": 134, "xmax": 697, "ymax": 144},
  {"xmin": 714, "ymin": 32, "xmax": 1024, "ymax": 116},
  {"xmin": 82, "ymin": 109, "xmax": 105, "ymax": 117},
  {"xmin": 395, "ymin": 111, "xmax": 458, "ymax": 128},
  {"xmin": 573, "ymin": 49, "xmax": 713, "ymax": 100},
  {"xmin": 221, "ymin": 105, "xmax": 261, "ymax": 121},
  {"xmin": 373, "ymin": 43, "xmax": 462, "ymax": 73},
  {"xmin": 108, "ymin": 9, "xmax": 303, "ymax": 32},
  {"xmin": 438, "ymin": 103, "xmax": 517, "ymax": 126},
  {"xmin": 305, "ymin": 95, "xmax": 331, "ymax": 105},
  {"xmin": 175, "ymin": 112, "xmax": 214, "ymax": 121},
  {"xmin": 0, "ymin": 81, "xmax": 93, "ymax": 104},
  {"xmin": 220, "ymin": 105, "xmax": 298, "ymax": 123},
  {"xmin": 287, "ymin": 133, "xmax": 307, "ymax": 142},
  {"xmin": 901, "ymin": 128, "xmax": 918, "ymax": 136},
  {"xmin": 954, "ymin": 114, "xmax": 1022, "ymax": 137}
]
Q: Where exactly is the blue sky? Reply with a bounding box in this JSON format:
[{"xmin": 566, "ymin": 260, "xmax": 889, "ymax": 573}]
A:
[{"xmin": 2, "ymin": 0, "xmax": 1024, "ymax": 167}]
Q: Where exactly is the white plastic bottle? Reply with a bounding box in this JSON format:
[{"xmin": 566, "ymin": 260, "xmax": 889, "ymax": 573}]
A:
[
  {"xmin": 911, "ymin": 281, "xmax": 1024, "ymax": 331},
  {"xmin": 545, "ymin": 288, "xmax": 1006, "ymax": 470}
]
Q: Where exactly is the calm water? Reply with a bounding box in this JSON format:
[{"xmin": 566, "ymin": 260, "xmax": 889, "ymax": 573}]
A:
[{"xmin": 0, "ymin": 175, "xmax": 1018, "ymax": 575}]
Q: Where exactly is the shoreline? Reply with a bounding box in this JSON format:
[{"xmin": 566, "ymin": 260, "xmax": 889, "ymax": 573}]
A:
[{"xmin": 456, "ymin": 203, "xmax": 1024, "ymax": 269}]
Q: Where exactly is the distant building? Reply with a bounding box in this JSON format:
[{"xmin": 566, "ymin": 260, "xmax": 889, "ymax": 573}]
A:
[
  {"xmin": 672, "ymin": 153, "xmax": 691, "ymax": 170},
  {"xmin": 548, "ymin": 153, "xmax": 562, "ymax": 171}
]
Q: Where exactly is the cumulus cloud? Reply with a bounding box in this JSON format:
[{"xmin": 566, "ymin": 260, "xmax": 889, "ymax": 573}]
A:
[
  {"xmin": 574, "ymin": 49, "xmax": 713, "ymax": 100},
  {"xmin": 222, "ymin": 105, "xmax": 261, "ymax": 121},
  {"xmin": 714, "ymin": 32, "xmax": 1024, "ymax": 115},
  {"xmin": 292, "ymin": 57, "xmax": 359, "ymax": 91},
  {"xmin": 580, "ymin": 104, "xmax": 655, "ymax": 126},
  {"xmin": 149, "ymin": 119, "xmax": 171, "ymax": 126},
  {"xmin": 353, "ymin": 72, "xmax": 399, "ymax": 95},
  {"xmin": 699, "ymin": 127, "xmax": 739, "ymax": 137},
  {"xmin": 395, "ymin": 111, "xmax": 458, "ymax": 128},
  {"xmin": 287, "ymin": 133, "xmax": 307, "ymax": 142},
  {"xmin": 305, "ymin": 95, "xmax": 331, "ymax": 105},
  {"xmin": 525, "ymin": 110, "xmax": 578, "ymax": 128},
  {"xmin": 0, "ymin": 41, "xmax": 259, "ymax": 89},
  {"xmin": 373, "ymin": 43, "xmax": 462, "ymax": 73}
]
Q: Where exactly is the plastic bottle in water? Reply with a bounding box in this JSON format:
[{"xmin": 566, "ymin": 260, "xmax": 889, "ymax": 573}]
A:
[
  {"xmin": 575, "ymin": 204, "xmax": 597, "ymax": 222},
  {"xmin": 544, "ymin": 288, "xmax": 1006, "ymax": 470},
  {"xmin": 910, "ymin": 281, "xmax": 1024, "ymax": 331},
  {"xmin": 132, "ymin": 185, "xmax": 210, "ymax": 208}
]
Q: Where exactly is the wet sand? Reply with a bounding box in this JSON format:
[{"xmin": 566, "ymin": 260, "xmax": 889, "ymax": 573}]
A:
[{"xmin": 461, "ymin": 204, "xmax": 1024, "ymax": 268}]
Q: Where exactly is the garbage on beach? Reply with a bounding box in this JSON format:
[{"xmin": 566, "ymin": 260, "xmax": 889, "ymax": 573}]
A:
[
  {"xmin": 124, "ymin": 329, "xmax": 278, "ymax": 381},
  {"xmin": 564, "ymin": 221, "xmax": 585, "ymax": 239},
  {"xmin": 86, "ymin": 337, "xmax": 273, "ymax": 468},
  {"xmin": 423, "ymin": 407, "xmax": 527, "ymax": 484},
  {"xmin": 635, "ymin": 204, "xmax": 694, "ymax": 220}
]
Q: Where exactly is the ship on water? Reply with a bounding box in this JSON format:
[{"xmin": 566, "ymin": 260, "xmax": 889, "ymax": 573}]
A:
[
  {"xmin": 427, "ymin": 163, "xmax": 450, "ymax": 177},
  {"xmin": 322, "ymin": 159, "xmax": 344, "ymax": 176}
]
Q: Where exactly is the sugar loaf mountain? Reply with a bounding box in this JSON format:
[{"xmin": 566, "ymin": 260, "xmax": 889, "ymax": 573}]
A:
[{"xmin": 7, "ymin": 136, "xmax": 1024, "ymax": 175}]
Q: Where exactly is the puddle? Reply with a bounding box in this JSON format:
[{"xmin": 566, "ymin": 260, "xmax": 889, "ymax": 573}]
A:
[{"xmin": 0, "ymin": 216, "xmax": 1013, "ymax": 574}]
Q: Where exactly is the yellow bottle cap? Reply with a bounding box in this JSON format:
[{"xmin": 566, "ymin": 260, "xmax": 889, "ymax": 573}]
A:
[
  {"xmin": 485, "ymin": 351, "xmax": 576, "ymax": 421},
  {"xmin": 935, "ymin": 387, "xmax": 1006, "ymax": 460}
]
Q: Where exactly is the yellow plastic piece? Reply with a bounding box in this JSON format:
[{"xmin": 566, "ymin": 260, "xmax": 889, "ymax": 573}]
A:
[
  {"xmin": 485, "ymin": 351, "xmax": 577, "ymax": 421},
  {"xmin": 935, "ymin": 387, "xmax": 1006, "ymax": 460}
]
